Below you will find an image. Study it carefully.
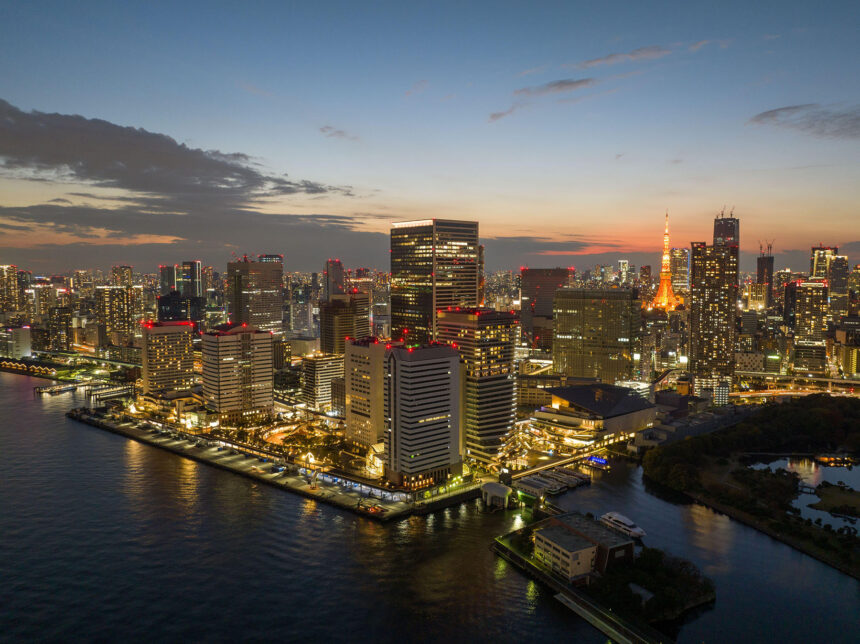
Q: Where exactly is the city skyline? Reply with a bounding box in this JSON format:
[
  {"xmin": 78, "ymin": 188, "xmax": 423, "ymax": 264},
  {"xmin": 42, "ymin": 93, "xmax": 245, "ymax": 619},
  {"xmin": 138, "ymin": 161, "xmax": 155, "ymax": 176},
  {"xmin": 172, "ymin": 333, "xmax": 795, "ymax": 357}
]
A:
[{"xmin": 1, "ymin": 2, "xmax": 858, "ymax": 273}]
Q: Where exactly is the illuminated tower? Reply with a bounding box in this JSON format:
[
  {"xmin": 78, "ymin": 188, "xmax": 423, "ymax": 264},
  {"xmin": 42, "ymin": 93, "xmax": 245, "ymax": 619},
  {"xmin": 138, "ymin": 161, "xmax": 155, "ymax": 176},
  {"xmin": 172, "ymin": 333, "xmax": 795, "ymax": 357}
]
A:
[{"xmin": 650, "ymin": 213, "xmax": 680, "ymax": 311}]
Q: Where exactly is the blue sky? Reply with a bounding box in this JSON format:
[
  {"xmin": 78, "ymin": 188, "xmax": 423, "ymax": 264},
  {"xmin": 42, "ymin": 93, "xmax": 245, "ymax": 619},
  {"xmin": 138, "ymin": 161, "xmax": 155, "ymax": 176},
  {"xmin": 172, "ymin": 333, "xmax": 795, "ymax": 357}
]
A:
[{"xmin": 0, "ymin": 1, "xmax": 858, "ymax": 272}]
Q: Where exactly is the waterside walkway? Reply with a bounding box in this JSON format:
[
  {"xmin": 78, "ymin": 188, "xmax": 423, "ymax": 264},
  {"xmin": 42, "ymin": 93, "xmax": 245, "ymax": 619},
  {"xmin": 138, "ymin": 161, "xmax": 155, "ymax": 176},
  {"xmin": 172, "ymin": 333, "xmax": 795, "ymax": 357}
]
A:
[{"xmin": 67, "ymin": 409, "xmax": 480, "ymax": 522}]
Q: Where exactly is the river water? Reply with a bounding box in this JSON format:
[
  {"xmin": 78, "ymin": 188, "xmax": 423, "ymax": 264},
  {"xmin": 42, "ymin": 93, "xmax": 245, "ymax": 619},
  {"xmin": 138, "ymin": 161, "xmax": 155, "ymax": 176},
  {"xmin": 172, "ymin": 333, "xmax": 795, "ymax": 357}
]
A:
[{"xmin": 1, "ymin": 372, "xmax": 858, "ymax": 642}]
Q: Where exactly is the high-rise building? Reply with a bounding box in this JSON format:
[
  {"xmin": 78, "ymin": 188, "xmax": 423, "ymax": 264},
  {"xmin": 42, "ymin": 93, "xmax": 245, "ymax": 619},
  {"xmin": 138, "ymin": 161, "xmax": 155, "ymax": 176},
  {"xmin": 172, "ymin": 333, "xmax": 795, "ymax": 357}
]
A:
[
  {"xmin": 651, "ymin": 213, "xmax": 681, "ymax": 311},
  {"xmin": 713, "ymin": 213, "xmax": 740, "ymax": 246},
  {"xmin": 157, "ymin": 291, "xmax": 204, "ymax": 329},
  {"xmin": 689, "ymin": 242, "xmax": 738, "ymax": 391},
  {"xmin": 179, "ymin": 260, "xmax": 203, "ymax": 298},
  {"xmin": 141, "ymin": 321, "xmax": 195, "ymax": 394},
  {"xmin": 384, "ymin": 344, "xmax": 462, "ymax": 489},
  {"xmin": 111, "ymin": 265, "xmax": 133, "ymax": 287},
  {"xmin": 202, "ymin": 323, "xmax": 273, "ymax": 425},
  {"xmin": 345, "ymin": 338, "xmax": 398, "ymax": 447},
  {"xmin": 0, "ymin": 326, "xmax": 31, "ymax": 359},
  {"xmin": 159, "ymin": 265, "xmax": 178, "ymax": 296},
  {"xmin": 0, "ymin": 265, "xmax": 21, "ymax": 312},
  {"xmin": 810, "ymin": 245, "xmax": 837, "ymax": 280},
  {"xmin": 670, "ymin": 248, "xmax": 690, "ymax": 295},
  {"xmin": 301, "ymin": 353, "xmax": 344, "ymax": 410},
  {"xmin": 756, "ymin": 245, "xmax": 775, "ymax": 308},
  {"xmin": 617, "ymin": 260, "xmax": 630, "ymax": 285},
  {"xmin": 520, "ymin": 268, "xmax": 570, "ymax": 350},
  {"xmin": 552, "ymin": 288, "xmax": 641, "ymax": 383},
  {"xmin": 319, "ymin": 292, "xmax": 371, "ymax": 354},
  {"xmin": 390, "ymin": 219, "xmax": 479, "ymax": 343},
  {"xmin": 437, "ymin": 308, "xmax": 518, "ymax": 465},
  {"xmin": 829, "ymin": 255, "xmax": 849, "ymax": 319},
  {"xmin": 795, "ymin": 281, "xmax": 828, "ymax": 342},
  {"xmin": 638, "ymin": 265, "xmax": 652, "ymax": 300},
  {"xmin": 324, "ymin": 258, "xmax": 345, "ymax": 301},
  {"xmin": 95, "ymin": 285, "xmax": 132, "ymax": 345},
  {"xmin": 48, "ymin": 306, "xmax": 72, "ymax": 351},
  {"xmin": 227, "ymin": 256, "xmax": 284, "ymax": 336}
]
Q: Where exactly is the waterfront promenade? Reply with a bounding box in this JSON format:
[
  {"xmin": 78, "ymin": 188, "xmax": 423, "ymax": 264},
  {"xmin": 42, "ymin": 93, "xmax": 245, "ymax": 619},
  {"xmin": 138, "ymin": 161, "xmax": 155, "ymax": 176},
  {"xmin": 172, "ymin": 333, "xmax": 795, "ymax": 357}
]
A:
[{"xmin": 67, "ymin": 408, "xmax": 480, "ymax": 522}]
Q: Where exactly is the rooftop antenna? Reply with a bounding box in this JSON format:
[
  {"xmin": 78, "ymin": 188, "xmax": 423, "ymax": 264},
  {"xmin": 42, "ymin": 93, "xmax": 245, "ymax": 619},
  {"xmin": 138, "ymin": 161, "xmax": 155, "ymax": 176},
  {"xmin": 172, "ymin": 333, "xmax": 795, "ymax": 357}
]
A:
[
  {"xmin": 730, "ymin": 205, "xmax": 735, "ymax": 216},
  {"xmin": 720, "ymin": 205, "xmax": 726, "ymax": 217}
]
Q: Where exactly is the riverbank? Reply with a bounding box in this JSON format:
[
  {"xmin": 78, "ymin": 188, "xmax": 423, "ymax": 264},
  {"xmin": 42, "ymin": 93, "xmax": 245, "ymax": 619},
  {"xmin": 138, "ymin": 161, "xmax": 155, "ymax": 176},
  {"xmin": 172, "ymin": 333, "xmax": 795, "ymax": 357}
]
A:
[
  {"xmin": 686, "ymin": 490, "xmax": 860, "ymax": 580},
  {"xmin": 67, "ymin": 408, "xmax": 480, "ymax": 522}
]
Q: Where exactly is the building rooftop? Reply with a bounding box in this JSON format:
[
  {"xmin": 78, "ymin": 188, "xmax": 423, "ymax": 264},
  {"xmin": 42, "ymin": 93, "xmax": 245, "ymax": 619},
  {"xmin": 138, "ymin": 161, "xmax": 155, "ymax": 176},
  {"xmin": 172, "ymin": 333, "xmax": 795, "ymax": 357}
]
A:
[
  {"xmin": 552, "ymin": 513, "xmax": 634, "ymax": 549},
  {"xmin": 205, "ymin": 322, "xmax": 266, "ymax": 336},
  {"xmin": 547, "ymin": 384, "xmax": 655, "ymax": 419},
  {"xmin": 536, "ymin": 525, "xmax": 595, "ymax": 553}
]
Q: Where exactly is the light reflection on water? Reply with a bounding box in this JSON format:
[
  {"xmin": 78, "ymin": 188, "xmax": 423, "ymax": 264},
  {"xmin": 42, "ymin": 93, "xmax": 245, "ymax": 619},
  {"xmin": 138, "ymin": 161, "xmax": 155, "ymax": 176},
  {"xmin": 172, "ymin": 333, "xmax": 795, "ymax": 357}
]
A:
[{"xmin": 1, "ymin": 373, "xmax": 858, "ymax": 643}]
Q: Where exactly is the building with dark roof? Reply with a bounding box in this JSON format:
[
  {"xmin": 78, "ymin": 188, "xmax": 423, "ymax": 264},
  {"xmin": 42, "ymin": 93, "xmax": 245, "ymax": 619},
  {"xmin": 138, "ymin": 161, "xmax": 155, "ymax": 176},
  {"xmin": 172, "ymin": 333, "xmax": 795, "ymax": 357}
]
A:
[{"xmin": 546, "ymin": 383, "xmax": 657, "ymax": 434}]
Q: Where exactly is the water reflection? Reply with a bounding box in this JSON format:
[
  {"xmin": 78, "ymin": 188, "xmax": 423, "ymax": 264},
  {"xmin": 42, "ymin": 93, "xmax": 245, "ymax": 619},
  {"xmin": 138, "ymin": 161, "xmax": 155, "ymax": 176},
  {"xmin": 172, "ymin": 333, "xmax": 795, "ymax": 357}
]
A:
[{"xmin": 2, "ymin": 373, "xmax": 858, "ymax": 644}]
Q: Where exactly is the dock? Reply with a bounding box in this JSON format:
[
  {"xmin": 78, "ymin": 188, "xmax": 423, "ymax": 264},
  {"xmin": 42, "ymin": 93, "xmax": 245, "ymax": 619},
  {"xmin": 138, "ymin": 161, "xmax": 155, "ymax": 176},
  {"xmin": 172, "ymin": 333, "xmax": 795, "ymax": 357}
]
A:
[{"xmin": 66, "ymin": 408, "xmax": 480, "ymax": 522}]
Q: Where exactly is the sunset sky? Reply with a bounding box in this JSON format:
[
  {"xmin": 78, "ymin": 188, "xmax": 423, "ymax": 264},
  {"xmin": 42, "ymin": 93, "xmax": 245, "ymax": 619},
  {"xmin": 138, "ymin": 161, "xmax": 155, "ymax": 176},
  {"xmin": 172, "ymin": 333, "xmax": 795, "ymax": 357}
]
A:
[{"xmin": 1, "ymin": 1, "xmax": 858, "ymax": 273}]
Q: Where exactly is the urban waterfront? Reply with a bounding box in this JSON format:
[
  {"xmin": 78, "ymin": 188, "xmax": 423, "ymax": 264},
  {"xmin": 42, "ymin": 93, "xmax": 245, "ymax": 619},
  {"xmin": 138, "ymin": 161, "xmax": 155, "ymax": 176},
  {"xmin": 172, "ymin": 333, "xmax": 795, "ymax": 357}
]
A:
[{"xmin": 1, "ymin": 373, "xmax": 858, "ymax": 642}]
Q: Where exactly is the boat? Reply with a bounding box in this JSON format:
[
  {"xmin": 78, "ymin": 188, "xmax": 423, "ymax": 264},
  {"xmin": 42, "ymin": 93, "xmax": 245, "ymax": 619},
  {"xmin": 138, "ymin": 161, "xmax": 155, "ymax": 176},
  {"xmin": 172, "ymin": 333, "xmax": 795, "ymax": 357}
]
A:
[{"xmin": 600, "ymin": 512, "xmax": 646, "ymax": 538}]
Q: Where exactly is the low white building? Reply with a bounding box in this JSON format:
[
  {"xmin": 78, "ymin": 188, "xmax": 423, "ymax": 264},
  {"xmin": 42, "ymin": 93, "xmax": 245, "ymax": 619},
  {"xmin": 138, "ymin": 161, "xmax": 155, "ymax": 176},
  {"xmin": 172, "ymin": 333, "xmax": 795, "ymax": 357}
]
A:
[{"xmin": 534, "ymin": 526, "xmax": 598, "ymax": 582}]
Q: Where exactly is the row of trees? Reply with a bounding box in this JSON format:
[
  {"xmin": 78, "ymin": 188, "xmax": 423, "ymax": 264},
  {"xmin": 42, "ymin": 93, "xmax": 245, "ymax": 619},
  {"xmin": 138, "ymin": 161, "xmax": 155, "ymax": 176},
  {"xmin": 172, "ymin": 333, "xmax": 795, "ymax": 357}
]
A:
[{"xmin": 643, "ymin": 395, "xmax": 860, "ymax": 492}]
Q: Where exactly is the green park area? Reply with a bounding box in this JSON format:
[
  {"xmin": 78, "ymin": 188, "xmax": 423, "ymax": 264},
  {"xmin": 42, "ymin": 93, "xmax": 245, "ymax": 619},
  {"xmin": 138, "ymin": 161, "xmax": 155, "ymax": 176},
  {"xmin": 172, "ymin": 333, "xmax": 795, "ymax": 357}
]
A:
[{"xmin": 642, "ymin": 394, "xmax": 860, "ymax": 578}]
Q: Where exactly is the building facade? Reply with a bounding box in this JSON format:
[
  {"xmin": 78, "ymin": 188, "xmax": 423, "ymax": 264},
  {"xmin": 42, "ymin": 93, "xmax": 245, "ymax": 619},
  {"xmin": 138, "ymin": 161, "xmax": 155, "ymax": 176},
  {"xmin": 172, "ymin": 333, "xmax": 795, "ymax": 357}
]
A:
[
  {"xmin": 141, "ymin": 321, "xmax": 195, "ymax": 394},
  {"xmin": 689, "ymin": 241, "xmax": 738, "ymax": 392},
  {"xmin": 390, "ymin": 219, "xmax": 479, "ymax": 343},
  {"xmin": 227, "ymin": 256, "xmax": 284, "ymax": 336},
  {"xmin": 384, "ymin": 344, "xmax": 462, "ymax": 488},
  {"xmin": 552, "ymin": 288, "xmax": 640, "ymax": 383},
  {"xmin": 202, "ymin": 323, "xmax": 273, "ymax": 425},
  {"xmin": 520, "ymin": 268, "xmax": 570, "ymax": 350},
  {"xmin": 436, "ymin": 308, "xmax": 518, "ymax": 465}
]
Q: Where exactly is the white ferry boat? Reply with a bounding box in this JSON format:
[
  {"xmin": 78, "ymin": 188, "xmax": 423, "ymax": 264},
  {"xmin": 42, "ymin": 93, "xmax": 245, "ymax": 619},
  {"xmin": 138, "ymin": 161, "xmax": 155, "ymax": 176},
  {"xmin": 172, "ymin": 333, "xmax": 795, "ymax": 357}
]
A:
[{"xmin": 600, "ymin": 512, "xmax": 646, "ymax": 538}]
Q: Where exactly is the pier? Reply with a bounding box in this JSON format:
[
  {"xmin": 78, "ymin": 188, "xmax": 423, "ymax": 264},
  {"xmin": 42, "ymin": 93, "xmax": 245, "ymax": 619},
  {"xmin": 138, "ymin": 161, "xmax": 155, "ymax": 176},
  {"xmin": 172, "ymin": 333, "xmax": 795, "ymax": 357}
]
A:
[{"xmin": 66, "ymin": 408, "xmax": 480, "ymax": 522}]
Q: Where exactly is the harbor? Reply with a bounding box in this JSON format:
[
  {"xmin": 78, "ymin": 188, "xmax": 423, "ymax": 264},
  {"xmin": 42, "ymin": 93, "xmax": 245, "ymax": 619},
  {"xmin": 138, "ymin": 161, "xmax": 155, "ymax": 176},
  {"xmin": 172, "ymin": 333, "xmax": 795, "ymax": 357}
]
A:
[{"xmin": 66, "ymin": 407, "xmax": 480, "ymax": 522}]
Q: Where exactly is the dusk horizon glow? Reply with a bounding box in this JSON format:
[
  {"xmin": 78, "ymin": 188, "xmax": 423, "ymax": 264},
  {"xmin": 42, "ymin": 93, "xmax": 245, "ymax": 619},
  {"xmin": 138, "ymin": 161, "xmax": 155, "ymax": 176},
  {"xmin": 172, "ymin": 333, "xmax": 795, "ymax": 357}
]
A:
[{"xmin": 1, "ymin": 1, "xmax": 858, "ymax": 273}]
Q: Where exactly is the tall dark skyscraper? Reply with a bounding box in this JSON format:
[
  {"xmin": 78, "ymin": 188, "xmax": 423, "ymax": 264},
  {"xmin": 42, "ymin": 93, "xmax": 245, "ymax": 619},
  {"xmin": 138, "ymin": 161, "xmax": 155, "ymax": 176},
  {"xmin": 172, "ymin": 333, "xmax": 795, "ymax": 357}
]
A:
[
  {"xmin": 713, "ymin": 213, "xmax": 740, "ymax": 246},
  {"xmin": 159, "ymin": 264, "xmax": 178, "ymax": 296},
  {"xmin": 829, "ymin": 255, "xmax": 849, "ymax": 318},
  {"xmin": 227, "ymin": 256, "xmax": 284, "ymax": 336},
  {"xmin": 179, "ymin": 260, "xmax": 203, "ymax": 298},
  {"xmin": 320, "ymin": 292, "xmax": 371, "ymax": 354},
  {"xmin": 520, "ymin": 267, "xmax": 570, "ymax": 350},
  {"xmin": 390, "ymin": 219, "xmax": 479, "ymax": 343},
  {"xmin": 689, "ymin": 241, "xmax": 738, "ymax": 393},
  {"xmin": 757, "ymin": 243, "xmax": 775, "ymax": 308},
  {"xmin": 324, "ymin": 258, "xmax": 345, "ymax": 302},
  {"xmin": 552, "ymin": 287, "xmax": 640, "ymax": 383}
]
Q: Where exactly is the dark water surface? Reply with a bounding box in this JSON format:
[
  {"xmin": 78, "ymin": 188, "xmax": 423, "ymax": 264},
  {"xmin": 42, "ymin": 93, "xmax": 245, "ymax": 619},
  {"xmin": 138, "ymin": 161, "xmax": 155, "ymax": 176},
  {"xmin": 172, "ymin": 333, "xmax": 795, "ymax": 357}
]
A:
[{"xmin": 1, "ymin": 372, "xmax": 858, "ymax": 642}]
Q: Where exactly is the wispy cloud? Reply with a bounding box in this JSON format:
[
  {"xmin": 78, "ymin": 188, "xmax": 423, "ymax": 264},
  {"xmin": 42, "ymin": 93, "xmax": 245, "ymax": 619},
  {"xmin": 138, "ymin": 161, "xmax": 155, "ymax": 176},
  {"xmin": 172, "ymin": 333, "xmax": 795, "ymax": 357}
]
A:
[
  {"xmin": 749, "ymin": 104, "xmax": 860, "ymax": 139},
  {"xmin": 405, "ymin": 80, "xmax": 428, "ymax": 97},
  {"xmin": 488, "ymin": 103, "xmax": 525, "ymax": 123},
  {"xmin": 238, "ymin": 82, "xmax": 272, "ymax": 97},
  {"xmin": 319, "ymin": 125, "xmax": 359, "ymax": 141},
  {"xmin": 514, "ymin": 77, "xmax": 596, "ymax": 97},
  {"xmin": 577, "ymin": 45, "xmax": 671, "ymax": 68},
  {"xmin": 517, "ymin": 65, "xmax": 547, "ymax": 77},
  {"xmin": 689, "ymin": 39, "xmax": 731, "ymax": 52}
]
